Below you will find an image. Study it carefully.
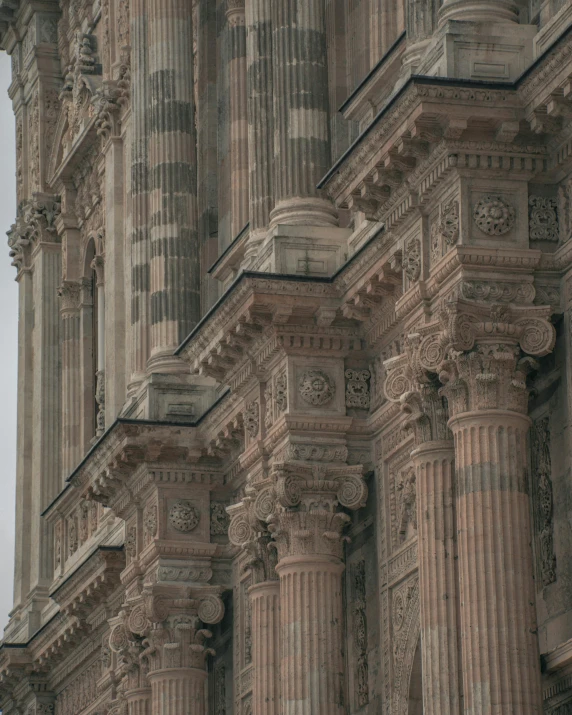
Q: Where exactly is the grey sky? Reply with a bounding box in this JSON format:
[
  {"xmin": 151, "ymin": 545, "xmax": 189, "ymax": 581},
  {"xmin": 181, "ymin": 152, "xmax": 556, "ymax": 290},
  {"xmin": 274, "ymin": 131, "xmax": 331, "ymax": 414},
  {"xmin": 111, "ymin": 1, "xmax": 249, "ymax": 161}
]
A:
[{"xmin": 0, "ymin": 52, "xmax": 19, "ymax": 634}]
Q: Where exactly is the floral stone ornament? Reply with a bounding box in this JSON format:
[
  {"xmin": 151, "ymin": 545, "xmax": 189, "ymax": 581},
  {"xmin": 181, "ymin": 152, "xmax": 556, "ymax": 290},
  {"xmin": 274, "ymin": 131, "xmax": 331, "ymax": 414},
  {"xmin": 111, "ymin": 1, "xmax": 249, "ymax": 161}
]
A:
[
  {"xmin": 169, "ymin": 500, "xmax": 200, "ymax": 532},
  {"xmin": 298, "ymin": 369, "xmax": 336, "ymax": 406},
  {"xmin": 473, "ymin": 195, "xmax": 515, "ymax": 236}
]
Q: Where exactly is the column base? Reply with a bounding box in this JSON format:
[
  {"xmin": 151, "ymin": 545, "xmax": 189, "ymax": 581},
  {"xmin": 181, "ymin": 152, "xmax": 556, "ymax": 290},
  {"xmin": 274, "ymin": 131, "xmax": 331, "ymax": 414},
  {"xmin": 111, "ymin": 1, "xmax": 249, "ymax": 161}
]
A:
[{"xmin": 269, "ymin": 197, "xmax": 339, "ymax": 228}]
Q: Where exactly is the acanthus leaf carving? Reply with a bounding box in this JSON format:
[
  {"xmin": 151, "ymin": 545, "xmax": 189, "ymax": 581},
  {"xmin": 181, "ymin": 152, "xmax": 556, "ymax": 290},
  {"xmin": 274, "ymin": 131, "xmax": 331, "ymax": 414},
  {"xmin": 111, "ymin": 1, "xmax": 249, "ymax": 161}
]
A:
[{"xmin": 529, "ymin": 196, "xmax": 558, "ymax": 242}]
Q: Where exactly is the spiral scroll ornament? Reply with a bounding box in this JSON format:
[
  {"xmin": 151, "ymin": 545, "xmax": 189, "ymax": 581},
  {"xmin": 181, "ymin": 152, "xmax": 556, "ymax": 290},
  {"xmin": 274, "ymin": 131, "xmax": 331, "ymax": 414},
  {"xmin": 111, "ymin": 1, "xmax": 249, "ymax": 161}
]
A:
[
  {"xmin": 228, "ymin": 513, "xmax": 254, "ymax": 546},
  {"xmin": 128, "ymin": 605, "xmax": 149, "ymax": 636},
  {"xmin": 276, "ymin": 474, "xmax": 303, "ymax": 507},
  {"xmin": 516, "ymin": 318, "xmax": 556, "ymax": 357},
  {"xmin": 109, "ymin": 624, "xmax": 129, "ymax": 653},
  {"xmin": 383, "ymin": 366, "xmax": 412, "ymax": 403},
  {"xmin": 254, "ymin": 487, "xmax": 276, "ymax": 521},
  {"xmin": 418, "ymin": 333, "xmax": 446, "ymax": 373},
  {"xmin": 337, "ymin": 475, "xmax": 368, "ymax": 510},
  {"xmin": 198, "ymin": 594, "xmax": 225, "ymax": 624}
]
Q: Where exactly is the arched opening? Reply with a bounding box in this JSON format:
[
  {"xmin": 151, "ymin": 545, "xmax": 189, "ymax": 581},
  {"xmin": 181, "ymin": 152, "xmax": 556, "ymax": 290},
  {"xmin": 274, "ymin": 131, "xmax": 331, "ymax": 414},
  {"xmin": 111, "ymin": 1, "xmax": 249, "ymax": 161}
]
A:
[{"xmin": 408, "ymin": 637, "xmax": 423, "ymax": 715}]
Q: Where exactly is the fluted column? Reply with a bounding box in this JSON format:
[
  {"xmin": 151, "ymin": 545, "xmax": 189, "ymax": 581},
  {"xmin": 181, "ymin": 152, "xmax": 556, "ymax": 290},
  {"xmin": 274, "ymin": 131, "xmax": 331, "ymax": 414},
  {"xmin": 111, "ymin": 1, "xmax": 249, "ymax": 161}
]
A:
[
  {"xmin": 440, "ymin": 332, "xmax": 554, "ymax": 714},
  {"xmin": 59, "ymin": 281, "xmax": 82, "ymax": 473},
  {"xmin": 244, "ymin": 0, "xmax": 274, "ymax": 264},
  {"xmin": 126, "ymin": 688, "xmax": 151, "ymax": 715},
  {"xmin": 385, "ymin": 341, "xmax": 462, "ymax": 715},
  {"xmin": 270, "ymin": 0, "xmax": 337, "ymax": 227},
  {"xmin": 228, "ymin": 504, "xmax": 281, "ymax": 715},
  {"xmin": 227, "ymin": 0, "xmax": 249, "ymax": 240},
  {"xmin": 439, "ymin": 0, "xmax": 518, "ymax": 23},
  {"xmin": 412, "ymin": 439, "xmax": 461, "ymax": 715},
  {"xmin": 129, "ymin": 0, "xmax": 150, "ymax": 389},
  {"xmin": 148, "ymin": 668, "xmax": 206, "ymax": 714},
  {"xmin": 249, "ymin": 581, "xmax": 280, "ymax": 715},
  {"xmin": 147, "ymin": 0, "xmax": 199, "ymax": 369},
  {"xmin": 268, "ymin": 465, "xmax": 367, "ymax": 714}
]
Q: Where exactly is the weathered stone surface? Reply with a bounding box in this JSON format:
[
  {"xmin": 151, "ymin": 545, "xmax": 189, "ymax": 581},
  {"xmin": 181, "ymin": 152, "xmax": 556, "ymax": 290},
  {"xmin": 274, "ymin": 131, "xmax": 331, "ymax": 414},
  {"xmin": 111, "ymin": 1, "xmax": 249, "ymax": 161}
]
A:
[{"xmin": 4, "ymin": 2, "xmax": 572, "ymax": 714}]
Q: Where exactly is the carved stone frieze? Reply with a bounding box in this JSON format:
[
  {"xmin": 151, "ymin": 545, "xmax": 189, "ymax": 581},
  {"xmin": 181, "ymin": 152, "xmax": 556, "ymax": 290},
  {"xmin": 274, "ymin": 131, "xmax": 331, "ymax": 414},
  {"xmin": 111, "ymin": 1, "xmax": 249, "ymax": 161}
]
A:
[
  {"xmin": 244, "ymin": 401, "xmax": 260, "ymax": 439},
  {"xmin": 529, "ymin": 196, "xmax": 559, "ymax": 242},
  {"xmin": 345, "ymin": 369, "xmax": 371, "ymax": 409},
  {"xmin": 403, "ymin": 237, "xmax": 421, "ymax": 282},
  {"xmin": 352, "ymin": 560, "xmax": 369, "ymax": 708},
  {"xmin": 531, "ymin": 416, "xmax": 557, "ymax": 588},
  {"xmin": 440, "ymin": 198, "xmax": 459, "ymax": 246},
  {"xmin": 473, "ymin": 195, "xmax": 515, "ymax": 235},
  {"xmin": 211, "ymin": 502, "xmax": 230, "ymax": 536}
]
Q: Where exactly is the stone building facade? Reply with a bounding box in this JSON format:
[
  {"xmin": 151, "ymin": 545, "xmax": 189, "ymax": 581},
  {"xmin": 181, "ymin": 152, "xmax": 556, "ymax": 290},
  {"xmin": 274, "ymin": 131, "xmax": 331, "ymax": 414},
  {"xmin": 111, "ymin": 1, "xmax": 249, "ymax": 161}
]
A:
[{"xmin": 1, "ymin": 0, "xmax": 572, "ymax": 713}]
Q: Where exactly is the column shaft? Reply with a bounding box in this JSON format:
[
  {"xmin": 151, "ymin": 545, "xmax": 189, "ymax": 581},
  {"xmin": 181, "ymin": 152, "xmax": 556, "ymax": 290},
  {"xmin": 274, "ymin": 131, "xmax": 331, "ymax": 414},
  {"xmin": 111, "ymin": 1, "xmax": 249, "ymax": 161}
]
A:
[
  {"xmin": 148, "ymin": 0, "xmax": 199, "ymax": 367},
  {"xmin": 227, "ymin": 2, "xmax": 249, "ymax": 239},
  {"xmin": 249, "ymin": 581, "xmax": 280, "ymax": 715},
  {"xmin": 412, "ymin": 441, "xmax": 461, "ymax": 715},
  {"xmin": 31, "ymin": 244, "xmax": 61, "ymax": 591},
  {"xmin": 13, "ymin": 268, "xmax": 33, "ymax": 608},
  {"xmin": 452, "ymin": 411, "xmax": 542, "ymax": 713},
  {"xmin": 60, "ymin": 287, "xmax": 81, "ymax": 473},
  {"xmin": 127, "ymin": 687, "xmax": 151, "ymax": 715},
  {"xmin": 245, "ymin": 0, "xmax": 274, "ymax": 257},
  {"xmin": 439, "ymin": 0, "xmax": 518, "ymax": 23},
  {"xmin": 130, "ymin": 0, "xmax": 150, "ymax": 386},
  {"xmin": 278, "ymin": 556, "xmax": 345, "ymax": 715},
  {"xmin": 149, "ymin": 668, "xmax": 206, "ymax": 715},
  {"xmin": 270, "ymin": 0, "xmax": 336, "ymax": 227}
]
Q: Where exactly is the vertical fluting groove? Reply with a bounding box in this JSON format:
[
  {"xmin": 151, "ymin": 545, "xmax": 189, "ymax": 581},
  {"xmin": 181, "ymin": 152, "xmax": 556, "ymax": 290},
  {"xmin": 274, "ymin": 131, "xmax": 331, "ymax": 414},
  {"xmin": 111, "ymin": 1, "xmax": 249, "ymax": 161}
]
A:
[
  {"xmin": 150, "ymin": 670, "xmax": 206, "ymax": 715},
  {"xmin": 130, "ymin": 0, "xmax": 150, "ymax": 383},
  {"xmin": 127, "ymin": 689, "xmax": 151, "ymax": 715},
  {"xmin": 246, "ymin": 0, "xmax": 274, "ymax": 233},
  {"xmin": 14, "ymin": 270, "xmax": 34, "ymax": 606},
  {"xmin": 452, "ymin": 414, "xmax": 542, "ymax": 714},
  {"xmin": 148, "ymin": 0, "xmax": 199, "ymax": 364},
  {"xmin": 61, "ymin": 310, "xmax": 81, "ymax": 474},
  {"xmin": 270, "ymin": 0, "xmax": 336, "ymax": 226},
  {"xmin": 227, "ymin": 4, "xmax": 249, "ymax": 238},
  {"xmin": 278, "ymin": 560, "xmax": 344, "ymax": 715},
  {"xmin": 250, "ymin": 582, "xmax": 280, "ymax": 715},
  {"xmin": 413, "ymin": 442, "xmax": 461, "ymax": 715}
]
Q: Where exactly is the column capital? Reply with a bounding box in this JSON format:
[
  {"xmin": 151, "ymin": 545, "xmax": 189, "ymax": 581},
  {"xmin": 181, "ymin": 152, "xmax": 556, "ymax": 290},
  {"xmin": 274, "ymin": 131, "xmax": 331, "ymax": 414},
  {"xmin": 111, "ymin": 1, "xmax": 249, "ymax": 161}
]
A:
[
  {"xmin": 226, "ymin": 0, "xmax": 245, "ymax": 24},
  {"xmin": 58, "ymin": 280, "xmax": 82, "ymax": 313},
  {"xmin": 384, "ymin": 298, "xmax": 556, "ymax": 421}
]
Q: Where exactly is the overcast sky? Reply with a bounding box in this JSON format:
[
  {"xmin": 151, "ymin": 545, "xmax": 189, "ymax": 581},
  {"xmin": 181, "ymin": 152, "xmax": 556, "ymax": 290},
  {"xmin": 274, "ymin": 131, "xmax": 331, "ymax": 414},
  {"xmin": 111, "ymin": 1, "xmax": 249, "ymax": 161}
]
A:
[{"xmin": 0, "ymin": 52, "xmax": 19, "ymax": 633}]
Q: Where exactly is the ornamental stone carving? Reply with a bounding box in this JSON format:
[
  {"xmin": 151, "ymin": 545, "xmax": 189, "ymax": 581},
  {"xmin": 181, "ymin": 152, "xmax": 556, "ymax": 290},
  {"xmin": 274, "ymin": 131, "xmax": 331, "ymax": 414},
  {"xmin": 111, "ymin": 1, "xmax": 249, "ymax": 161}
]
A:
[
  {"xmin": 531, "ymin": 416, "xmax": 557, "ymax": 588},
  {"xmin": 345, "ymin": 369, "xmax": 371, "ymax": 409},
  {"xmin": 403, "ymin": 237, "xmax": 421, "ymax": 282},
  {"xmin": 396, "ymin": 467, "xmax": 417, "ymax": 542},
  {"xmin": 352, "ymin": 560, "xmax": 369, "ymax": 708},
  {"xmin": 210, "ymin": 502, "xmax": 230, "ymax": 536},
  {"xmin": 529, "ymin": 196, "xmax": 558, "ymax": 242},
  {"xmin": 473, "ymin": 195, "xmax": 515, "ymax": 235},
  {"xmin": 198, "ymin": 593, "xmax": 225, "ymax": 624},
  {"xmin": 440, "ymin": 199, "xmax": 459, "ymax": 246},
  {"xmin": 275, "ymin": 372, "xmax": 288, "ymax": 411},
  {"xmin": 144, "ymin": 504, "xmax": 158, "ymax": 540},
  {"xmin": 298, "ymin": 369, "xmax": 336, "ymax": 406},
  {"xmin": 169, "ymin": 500, "xmax": 200, "ymax": 532},
  {"xmin": 124, "ymin": 526, "xmax": 136, "ymax": 559},
  {"xmin": 244, "ymin": 401, "xmax": 260, "ymax": 438},
  {"xmin": 460, "ymin": 280, "xmax": 536, "ymax": 304}
]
